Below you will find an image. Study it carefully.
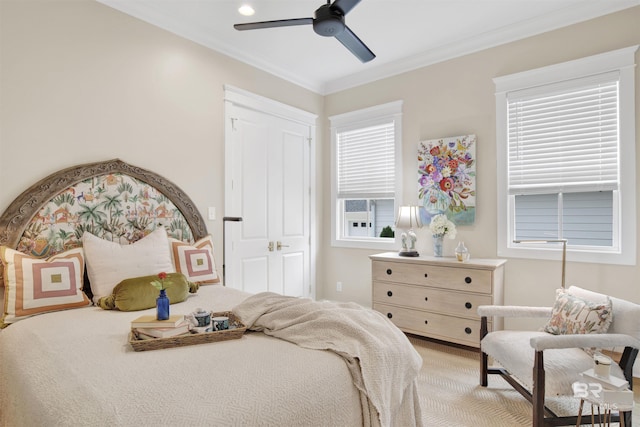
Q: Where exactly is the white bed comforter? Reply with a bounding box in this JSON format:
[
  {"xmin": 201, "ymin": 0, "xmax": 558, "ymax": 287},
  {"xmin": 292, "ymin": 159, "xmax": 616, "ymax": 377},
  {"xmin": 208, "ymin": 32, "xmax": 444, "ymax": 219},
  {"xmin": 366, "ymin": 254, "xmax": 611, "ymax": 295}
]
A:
[
  {"xmin": 0, "ymin": 286, "xmax": 369, "ymax": 427},
  {"xmin": 233, "ymin": 292, "xmax": 423, "ymax": 427}
]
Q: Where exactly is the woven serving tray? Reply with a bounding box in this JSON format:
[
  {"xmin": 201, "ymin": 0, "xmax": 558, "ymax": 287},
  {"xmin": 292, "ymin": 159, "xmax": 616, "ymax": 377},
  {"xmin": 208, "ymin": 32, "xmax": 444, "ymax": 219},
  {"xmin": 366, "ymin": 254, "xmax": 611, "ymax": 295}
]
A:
[{"xmin": 129, "ymin": 311, "xmax": 247, "ymax": 352}]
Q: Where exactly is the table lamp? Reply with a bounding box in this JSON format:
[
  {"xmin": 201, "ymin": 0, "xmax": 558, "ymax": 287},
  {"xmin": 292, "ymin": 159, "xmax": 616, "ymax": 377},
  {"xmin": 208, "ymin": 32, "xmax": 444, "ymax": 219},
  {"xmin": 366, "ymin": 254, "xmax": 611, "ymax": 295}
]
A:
[{"xmin": 395, "ymin": 206, "xmax": 422, "ymax": 257}]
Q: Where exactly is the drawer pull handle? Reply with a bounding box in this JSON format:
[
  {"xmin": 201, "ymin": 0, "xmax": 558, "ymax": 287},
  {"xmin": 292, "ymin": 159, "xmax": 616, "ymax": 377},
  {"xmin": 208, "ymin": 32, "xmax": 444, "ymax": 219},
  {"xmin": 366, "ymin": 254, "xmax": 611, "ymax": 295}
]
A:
[
  {"xmin": 464, "ymin": 327, "xmax": 472, "ymax": 334},
  {"xmin": 387, "ymin": 313, "xmax": 393, "ymax": 319},
  {"xmin": 465, "ymin": 277, "xmax": 472, "ymax": 284},
  {"xmin": 386, "ymin": 269, "xmax": 392, "ymax": 275},
  {"xmin": 424, "ymin": 297, "xmax": 428, "ymax": 302},
  {"xmin": 465, "ymin": 302, "xmax": 472, "ymax": 309},
  {"xmin": 424, "ymin": 320, "xmax": 428, "ymax": 325},
  {"xmin": 387, "ymin": 291, "xmax": 393, "ymax": 297},
  {"xmin": 424, "ymin": 273, "xmax": 428, "ymax": 278}
]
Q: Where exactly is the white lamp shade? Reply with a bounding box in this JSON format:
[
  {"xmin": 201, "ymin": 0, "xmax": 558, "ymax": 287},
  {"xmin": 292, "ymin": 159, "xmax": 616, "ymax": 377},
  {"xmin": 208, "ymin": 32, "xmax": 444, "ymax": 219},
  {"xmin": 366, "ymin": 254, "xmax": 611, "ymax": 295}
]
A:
[{"xmin": 395, "ymin": 206, "xmax": 422, "ymax": 230}]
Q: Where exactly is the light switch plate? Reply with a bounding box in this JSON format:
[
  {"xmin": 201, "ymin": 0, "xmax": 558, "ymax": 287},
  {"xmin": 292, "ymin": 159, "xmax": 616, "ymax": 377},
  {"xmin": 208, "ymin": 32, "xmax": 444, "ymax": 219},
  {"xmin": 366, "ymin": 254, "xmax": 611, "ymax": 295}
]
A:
[{"xmin": 208, "ymin": 207, "xmax": 216, "ymax": 220}]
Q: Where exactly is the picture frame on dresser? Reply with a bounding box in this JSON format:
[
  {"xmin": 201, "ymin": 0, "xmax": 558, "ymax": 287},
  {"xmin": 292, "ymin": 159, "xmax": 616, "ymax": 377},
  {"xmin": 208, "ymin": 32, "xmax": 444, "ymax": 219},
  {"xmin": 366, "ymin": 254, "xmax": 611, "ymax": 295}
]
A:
[{"xmin": 370, "ymin": 252, "xmax": 506, "ymax": 348}]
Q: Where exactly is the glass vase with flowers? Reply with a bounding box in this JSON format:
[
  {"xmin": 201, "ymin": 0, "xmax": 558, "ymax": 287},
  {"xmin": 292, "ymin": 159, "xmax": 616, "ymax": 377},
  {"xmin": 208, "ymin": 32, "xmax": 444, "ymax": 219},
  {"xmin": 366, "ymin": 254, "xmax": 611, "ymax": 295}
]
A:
[
  {"xmin": 428, "ymin": 214, "xmax": 457, "ymax": 257},
  {"xmin": 151, "ymin": 272, "xmax": 171, "ymax": 320}
]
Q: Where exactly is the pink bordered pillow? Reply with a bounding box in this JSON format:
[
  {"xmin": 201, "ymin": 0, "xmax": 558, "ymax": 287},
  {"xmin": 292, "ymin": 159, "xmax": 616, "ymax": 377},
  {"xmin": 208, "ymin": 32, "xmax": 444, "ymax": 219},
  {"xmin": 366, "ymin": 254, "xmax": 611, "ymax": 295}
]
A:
[
  {"xmin": 0, "ymin": 246, "xmax": 90, "ymax": 327},
  {"xmin": 168, "ymin": 235, "xmax": 220, "ymax": 284}
]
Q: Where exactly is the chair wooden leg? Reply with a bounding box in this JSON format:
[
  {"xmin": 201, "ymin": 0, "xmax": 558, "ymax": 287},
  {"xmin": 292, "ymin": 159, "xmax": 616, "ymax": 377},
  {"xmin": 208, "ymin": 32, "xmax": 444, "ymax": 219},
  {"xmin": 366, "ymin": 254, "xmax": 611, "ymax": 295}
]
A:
[
  {"xmin": 619, "ymin": 346, "xmax": 636, "ymax": 427},
  {"xmin": 621, "ymin": 410, "xmax": 631, "ymax": 427},
  {"xmin": 480, "ymin": 316, "xmax": 488, "ymax": 386},
  {"xmin": 480, "ymin": 352, "xmax": 488, "ymax": 387},
  {"xmin": 532, "ymin": 350, "xmax": 545, "ymax": 427},
  {"xmin": 576, "ymin": 399, "xmax": 584, "ymax": 426}
]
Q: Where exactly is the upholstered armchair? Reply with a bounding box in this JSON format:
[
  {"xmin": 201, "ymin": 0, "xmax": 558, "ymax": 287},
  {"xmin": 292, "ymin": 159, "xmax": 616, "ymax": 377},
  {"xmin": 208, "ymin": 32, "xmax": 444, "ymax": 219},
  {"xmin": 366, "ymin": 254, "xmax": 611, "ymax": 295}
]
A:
[{"xmin": 478, "ymin": 286, "xmax": 640, "ymax": 427}]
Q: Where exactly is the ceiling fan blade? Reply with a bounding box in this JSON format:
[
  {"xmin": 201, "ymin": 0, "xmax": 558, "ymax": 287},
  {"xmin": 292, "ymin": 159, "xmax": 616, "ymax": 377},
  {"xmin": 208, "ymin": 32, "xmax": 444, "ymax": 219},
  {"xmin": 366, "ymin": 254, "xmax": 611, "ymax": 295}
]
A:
[
  {"xmin": 335, "ymin": 25, "xmax": 375, "ymax": 63},
  {"xmin": 234, "ymin": 18, "xmax": 313, "ymax": 31},
  {"xmin": 332, "ymin": 0, "xmax": 361, "ymax": 15}
]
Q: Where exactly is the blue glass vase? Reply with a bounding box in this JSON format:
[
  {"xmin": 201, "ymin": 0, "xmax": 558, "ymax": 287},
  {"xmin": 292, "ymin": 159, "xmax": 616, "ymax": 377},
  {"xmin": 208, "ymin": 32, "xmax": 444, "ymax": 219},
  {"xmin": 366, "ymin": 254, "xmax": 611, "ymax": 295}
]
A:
[
  {"xmin": 156, "ymin": 289, "xmax": 170, "ymax": 320},
  {"xmin": 433, "ymin": 235, "xmax": 444, "ymax": 257}
]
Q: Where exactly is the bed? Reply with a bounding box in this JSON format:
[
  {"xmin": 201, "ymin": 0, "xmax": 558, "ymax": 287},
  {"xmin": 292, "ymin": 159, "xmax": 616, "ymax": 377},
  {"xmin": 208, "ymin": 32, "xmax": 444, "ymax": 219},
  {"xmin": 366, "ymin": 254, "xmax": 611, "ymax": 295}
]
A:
[{"xmin": 0, "ymin": 159, "xmax": 423, "ymax": 427}]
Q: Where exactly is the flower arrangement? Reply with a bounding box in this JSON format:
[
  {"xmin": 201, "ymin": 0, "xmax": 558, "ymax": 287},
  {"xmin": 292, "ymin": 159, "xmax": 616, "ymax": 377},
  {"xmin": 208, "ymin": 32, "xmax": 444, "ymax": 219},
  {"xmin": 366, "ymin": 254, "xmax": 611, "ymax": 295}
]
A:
[
  {"xmin": 429, "ymin": 214, "xmax": 457, "ymax": 239},
  {"xmin": 150, "ymin": 272, "xmax": 171, "ymax": 291}
]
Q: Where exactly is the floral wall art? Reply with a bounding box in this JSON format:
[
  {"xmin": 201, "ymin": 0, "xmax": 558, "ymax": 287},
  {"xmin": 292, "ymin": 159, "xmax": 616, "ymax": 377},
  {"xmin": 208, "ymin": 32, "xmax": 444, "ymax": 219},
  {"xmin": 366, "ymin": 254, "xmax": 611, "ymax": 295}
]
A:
[{"xmin": 418, "ymin": 134, "xmax": 476, "ymax": 225}]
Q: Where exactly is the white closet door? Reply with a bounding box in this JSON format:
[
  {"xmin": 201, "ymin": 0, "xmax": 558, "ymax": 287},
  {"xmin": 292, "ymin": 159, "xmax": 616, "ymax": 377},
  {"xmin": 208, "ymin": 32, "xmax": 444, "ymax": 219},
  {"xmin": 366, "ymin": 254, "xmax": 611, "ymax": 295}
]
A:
[{"xmin": 224, "ymin": 87, "xmax": 314, "ymax": 297}]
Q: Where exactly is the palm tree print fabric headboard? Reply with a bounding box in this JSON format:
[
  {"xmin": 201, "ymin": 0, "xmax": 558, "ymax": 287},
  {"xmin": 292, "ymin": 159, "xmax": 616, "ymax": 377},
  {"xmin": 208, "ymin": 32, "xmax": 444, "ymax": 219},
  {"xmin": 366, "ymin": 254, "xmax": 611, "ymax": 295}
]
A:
[
  {"xmin": 0, "ymin": 159, "xmax": 207, "ymax": 280},
  {"xmin": 18, "ymin": 173, "xmax": 194, "ymax": 256}
]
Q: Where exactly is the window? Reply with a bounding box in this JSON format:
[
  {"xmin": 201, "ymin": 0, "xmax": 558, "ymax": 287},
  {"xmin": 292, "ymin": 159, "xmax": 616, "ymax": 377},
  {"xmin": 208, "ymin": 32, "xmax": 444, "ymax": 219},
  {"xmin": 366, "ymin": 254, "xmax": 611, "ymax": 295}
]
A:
[
  {"xmin": 330, "ymin": 101, "xmax": 403, "ymax": 249},
  {"xmin": 496, "ymin": 46, "xmax": 637, "ymax": 265}
]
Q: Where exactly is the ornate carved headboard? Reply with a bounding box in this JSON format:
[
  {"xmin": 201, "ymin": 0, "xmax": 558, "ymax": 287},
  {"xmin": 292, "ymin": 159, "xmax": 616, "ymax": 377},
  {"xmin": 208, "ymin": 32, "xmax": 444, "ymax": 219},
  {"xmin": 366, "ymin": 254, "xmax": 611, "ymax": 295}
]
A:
[{"xmin": 0, "ymin": 159, "xmax": 207, "ymax": 280}]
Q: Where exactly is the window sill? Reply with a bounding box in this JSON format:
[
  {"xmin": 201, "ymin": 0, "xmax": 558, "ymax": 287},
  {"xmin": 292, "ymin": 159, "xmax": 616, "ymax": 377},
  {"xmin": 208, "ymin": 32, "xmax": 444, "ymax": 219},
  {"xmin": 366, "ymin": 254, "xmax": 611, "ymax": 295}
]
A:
[
  {"xmin": 331, "ymin": 237, "xmax": 398, "ymax": 251},
  {"xmin": 498, "ymin": 245, "xmax": 635, "ymax": 266}
]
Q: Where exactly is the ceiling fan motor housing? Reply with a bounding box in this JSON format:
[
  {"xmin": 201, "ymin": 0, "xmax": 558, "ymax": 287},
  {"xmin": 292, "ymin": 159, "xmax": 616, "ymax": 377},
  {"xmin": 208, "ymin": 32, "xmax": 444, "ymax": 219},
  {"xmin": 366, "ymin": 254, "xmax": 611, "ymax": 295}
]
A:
[{"xmin": 313, "ymin": 4, "xmax": 345, "ymax": 36}]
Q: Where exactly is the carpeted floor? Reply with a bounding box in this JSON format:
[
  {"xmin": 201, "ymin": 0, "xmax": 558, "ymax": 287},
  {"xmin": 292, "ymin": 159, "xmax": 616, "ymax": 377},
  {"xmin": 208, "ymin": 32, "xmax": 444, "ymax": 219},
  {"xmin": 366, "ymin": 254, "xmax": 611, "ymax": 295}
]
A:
[{"xmin": 410, "ymin": 335, "xmax": 639, "ymax": 427}]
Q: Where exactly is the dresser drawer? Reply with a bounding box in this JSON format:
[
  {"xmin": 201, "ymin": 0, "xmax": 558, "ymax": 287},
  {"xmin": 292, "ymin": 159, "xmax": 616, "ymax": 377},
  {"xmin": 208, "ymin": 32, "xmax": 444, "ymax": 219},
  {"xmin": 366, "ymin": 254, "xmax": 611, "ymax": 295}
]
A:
[
  {"xmin": 372, "ymin": 260, "xmax": 492, "ymax": 294},
  {"xmin": 372, "ymin": 282, "xmax": 491, "ymax": 319},
  {"xmin": 374, "ymin": 303, "xmax": 489, "ymax": 347}
]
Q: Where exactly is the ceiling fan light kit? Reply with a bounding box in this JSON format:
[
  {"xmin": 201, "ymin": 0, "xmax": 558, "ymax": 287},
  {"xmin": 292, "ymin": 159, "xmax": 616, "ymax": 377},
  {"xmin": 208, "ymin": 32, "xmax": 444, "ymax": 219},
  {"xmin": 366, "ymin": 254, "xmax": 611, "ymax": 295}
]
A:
[
  {"xmin": 233, "ymin": 0, "xmax": 375, "ymax": 63},
  {"xmin": 238, "ymin": 4, "xmax": 255, "ymax": 17}
]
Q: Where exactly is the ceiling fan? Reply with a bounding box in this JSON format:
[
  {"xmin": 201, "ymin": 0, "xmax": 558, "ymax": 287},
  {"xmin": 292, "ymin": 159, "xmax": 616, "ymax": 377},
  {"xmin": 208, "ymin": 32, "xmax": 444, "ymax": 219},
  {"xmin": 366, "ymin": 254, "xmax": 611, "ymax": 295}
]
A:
[{"xmin": 233, "ymin": 0, "xmax": 375, "ymax": 63}]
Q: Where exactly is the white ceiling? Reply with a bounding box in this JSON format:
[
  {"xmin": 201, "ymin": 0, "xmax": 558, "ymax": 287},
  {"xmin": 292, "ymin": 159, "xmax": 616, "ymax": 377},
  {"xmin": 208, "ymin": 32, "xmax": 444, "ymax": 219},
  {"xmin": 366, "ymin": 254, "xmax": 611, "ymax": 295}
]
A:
[{"xmin": 97, "ymin": 0, "xmax": 638, "ymax": 94}]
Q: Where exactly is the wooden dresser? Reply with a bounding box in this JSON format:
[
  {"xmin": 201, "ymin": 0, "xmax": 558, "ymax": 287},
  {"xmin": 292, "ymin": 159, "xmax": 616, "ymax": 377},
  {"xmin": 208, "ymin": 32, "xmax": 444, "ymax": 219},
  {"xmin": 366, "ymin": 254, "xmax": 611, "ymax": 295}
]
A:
[{"xmin": 370, "ymin": 252, "xmax": 506, "ymax": 348}]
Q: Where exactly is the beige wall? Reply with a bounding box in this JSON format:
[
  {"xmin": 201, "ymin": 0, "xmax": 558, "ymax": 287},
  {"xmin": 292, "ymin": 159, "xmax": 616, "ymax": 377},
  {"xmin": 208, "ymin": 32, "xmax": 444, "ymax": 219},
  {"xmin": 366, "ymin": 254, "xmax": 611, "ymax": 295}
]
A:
[
  {"xmin": 0, "ymin": 0, "xmax": 324, "ymax": 266},
  {"xmin": 1, "ymin": 0, "xmax": 639, "ymax": 319},
  {"xmin": 322, "ymin": 7, "xmax": 640, "ymax": 319}
]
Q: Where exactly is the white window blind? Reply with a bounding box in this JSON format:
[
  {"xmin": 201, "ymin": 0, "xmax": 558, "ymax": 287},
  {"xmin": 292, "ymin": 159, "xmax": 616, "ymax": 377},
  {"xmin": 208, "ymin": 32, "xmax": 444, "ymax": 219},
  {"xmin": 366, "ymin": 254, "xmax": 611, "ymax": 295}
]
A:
[
  {"xmin": 337, "ymin": 121, "xmax": 395, "ymax": 199},
  {"xmin": 507, "ymin": 71, "xmax": 620, "ymax": 195}
]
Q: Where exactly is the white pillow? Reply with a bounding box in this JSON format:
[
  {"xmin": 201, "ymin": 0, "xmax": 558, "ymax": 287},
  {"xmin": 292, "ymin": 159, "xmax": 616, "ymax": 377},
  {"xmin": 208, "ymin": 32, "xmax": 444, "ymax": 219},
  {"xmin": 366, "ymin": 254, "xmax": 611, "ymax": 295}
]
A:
[{"xmin": 83, "ymin": 228, "xmax": 174, "ymax": 304}]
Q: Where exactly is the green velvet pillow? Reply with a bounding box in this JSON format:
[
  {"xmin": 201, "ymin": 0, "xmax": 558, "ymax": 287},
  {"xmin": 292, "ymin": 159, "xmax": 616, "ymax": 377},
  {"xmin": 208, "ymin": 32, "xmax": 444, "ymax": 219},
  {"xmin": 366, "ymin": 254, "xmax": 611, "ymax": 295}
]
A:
[{"xmin": 98, "ymin": 272, "xmax": 198, "ymax": 311}]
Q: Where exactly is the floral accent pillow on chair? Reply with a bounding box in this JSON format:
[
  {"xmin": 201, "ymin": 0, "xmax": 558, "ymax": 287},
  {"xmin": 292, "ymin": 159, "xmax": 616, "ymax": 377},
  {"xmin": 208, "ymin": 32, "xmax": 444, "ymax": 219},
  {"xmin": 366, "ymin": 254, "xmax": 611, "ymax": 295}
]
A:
[{"xmin": 542, "ymin": 289, "xmax": 613, "ymax": 335}]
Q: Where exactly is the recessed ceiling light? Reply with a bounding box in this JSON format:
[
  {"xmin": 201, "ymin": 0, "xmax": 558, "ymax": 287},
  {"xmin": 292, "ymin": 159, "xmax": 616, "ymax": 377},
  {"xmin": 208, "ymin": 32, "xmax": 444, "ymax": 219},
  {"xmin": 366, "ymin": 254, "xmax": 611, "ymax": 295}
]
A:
[{"xmin": 238, "ymin": 4, "xmax": 255, "ymax": 16}]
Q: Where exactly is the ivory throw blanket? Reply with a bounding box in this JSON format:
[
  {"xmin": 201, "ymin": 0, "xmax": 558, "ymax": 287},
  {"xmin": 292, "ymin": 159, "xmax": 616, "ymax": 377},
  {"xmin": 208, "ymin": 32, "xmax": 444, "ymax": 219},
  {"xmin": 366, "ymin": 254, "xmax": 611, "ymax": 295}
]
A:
[{"xmin": 233, "ymin": 292, "xmax": 424, "ymax": 427}]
